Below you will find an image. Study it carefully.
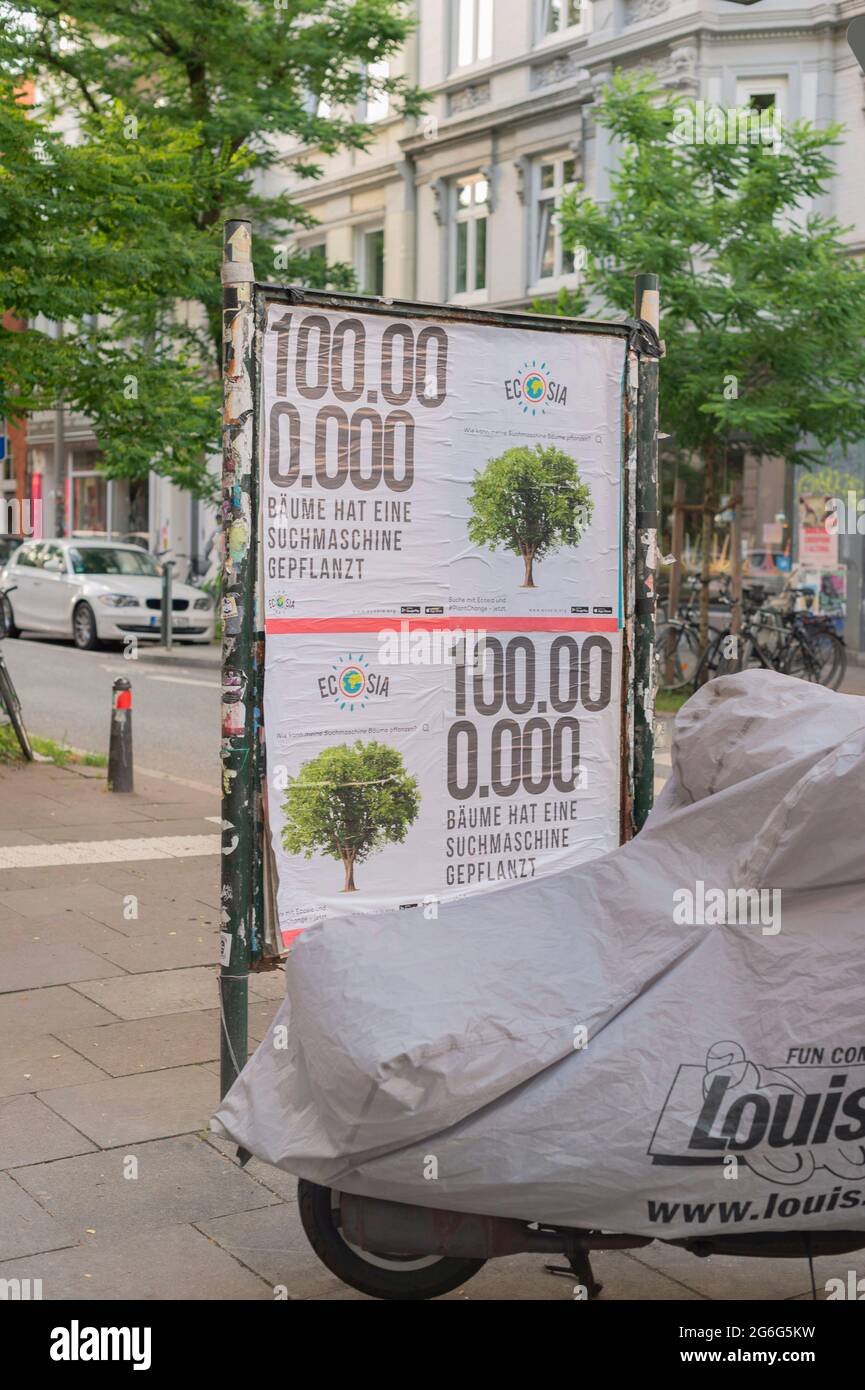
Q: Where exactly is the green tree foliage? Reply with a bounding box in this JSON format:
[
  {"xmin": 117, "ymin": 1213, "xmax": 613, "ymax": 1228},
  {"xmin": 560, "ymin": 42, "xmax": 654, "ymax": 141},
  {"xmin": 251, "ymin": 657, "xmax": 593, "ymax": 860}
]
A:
[
  {"xmin": 0, "ymin": 1, "xmax": 422, "ymax": 496},
  {"xmin": 281, "ymin": 740, "xmax": 420, "ymax": 892},
  {"xmin": 467, "ymin": 444, "xmax": 593, "ymax": 587},
  {"xmin": 550, "ymin": 72, "xmax": 865, "ymax": 640}
]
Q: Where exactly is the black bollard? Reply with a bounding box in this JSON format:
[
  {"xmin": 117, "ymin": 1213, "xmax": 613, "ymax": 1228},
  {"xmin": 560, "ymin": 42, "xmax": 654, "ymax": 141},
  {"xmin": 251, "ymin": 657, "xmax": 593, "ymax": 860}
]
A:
[{"xmin": 107, "ymin": 678, "xmax": 134, "ymax": 793}]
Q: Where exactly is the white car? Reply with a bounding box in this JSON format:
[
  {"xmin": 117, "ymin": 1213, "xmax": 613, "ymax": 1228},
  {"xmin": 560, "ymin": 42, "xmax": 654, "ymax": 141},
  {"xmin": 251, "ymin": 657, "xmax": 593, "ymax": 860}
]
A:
[{"xmin": 0, "ymin": 539, "xmax": 215, "ymax": 650}]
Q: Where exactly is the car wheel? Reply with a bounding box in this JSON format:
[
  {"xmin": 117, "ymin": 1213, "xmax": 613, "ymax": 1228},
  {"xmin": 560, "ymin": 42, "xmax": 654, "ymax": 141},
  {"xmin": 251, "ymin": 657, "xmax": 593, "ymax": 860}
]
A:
[
  {"xmin": 1, "ymin": 595, "xmax": 20, "ymax": 639},
  {"xmin": 297, "ymin": 1180, "xmax": 485, "ymax": 1301},
  {"xmin": 72, "ymin": 601, "xmax": 99, "ymax": 651}
]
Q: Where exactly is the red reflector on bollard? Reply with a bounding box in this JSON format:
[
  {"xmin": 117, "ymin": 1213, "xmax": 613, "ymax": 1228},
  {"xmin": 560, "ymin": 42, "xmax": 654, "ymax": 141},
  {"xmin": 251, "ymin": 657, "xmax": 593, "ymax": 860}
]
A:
[{"xmin": 115, "ymin": 690, "xmax": 132, "ymax": 710}]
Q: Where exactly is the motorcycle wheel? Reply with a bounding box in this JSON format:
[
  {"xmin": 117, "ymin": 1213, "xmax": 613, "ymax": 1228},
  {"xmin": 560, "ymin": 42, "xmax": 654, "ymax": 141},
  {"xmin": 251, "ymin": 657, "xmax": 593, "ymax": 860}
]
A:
[{"xmin": 297, "ymin": 1180, "xmax": 486, "ymax": 1301}]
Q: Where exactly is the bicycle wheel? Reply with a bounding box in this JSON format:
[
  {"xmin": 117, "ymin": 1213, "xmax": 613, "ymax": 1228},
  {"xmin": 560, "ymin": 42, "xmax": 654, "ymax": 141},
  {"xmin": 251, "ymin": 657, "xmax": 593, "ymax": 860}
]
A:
[
  {"xmin": 780, "ymin": 632, "xmax": 820, "ymax": 684},
  {"xmin": 0, "ymin": 658, "xmax": 34, "ymax": 760},
  {"xmin": 805, "ymin": 629, "xmax": 846, "ymax": 690},
  {"xmin": 654, "ymin": 623, "xmax": 701, "ymax": 691}
]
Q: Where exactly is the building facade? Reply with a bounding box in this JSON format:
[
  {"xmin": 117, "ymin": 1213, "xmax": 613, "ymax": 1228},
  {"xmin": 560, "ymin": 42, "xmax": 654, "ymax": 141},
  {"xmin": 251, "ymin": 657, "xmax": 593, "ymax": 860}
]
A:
[
  {"xmin": 23, "ymin": 404, "xmax": 214, "ymax": 578},
  {"xmin": 272, "ymin": 0, "xmax": 865, "ymax": 649}
]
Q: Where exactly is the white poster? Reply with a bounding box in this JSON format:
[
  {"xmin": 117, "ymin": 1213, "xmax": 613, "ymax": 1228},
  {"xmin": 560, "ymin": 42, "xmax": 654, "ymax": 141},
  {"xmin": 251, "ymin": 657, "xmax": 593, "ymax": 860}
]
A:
[
  {"xmin": 261, "ymin": 304, "xmax": 626, "ymax": 628},
  {"xmin": 264, "ymin": 627, "xmax": 621, "ymax": 944},
  {"xmin": 260, "ymin": 301, "xmax": 628, "ymax": 943}
]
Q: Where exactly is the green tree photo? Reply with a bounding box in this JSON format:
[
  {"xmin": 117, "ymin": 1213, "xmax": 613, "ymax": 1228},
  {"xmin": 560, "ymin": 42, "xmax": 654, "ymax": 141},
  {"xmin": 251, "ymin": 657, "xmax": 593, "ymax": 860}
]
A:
[
  {"xmin": 281, "ymin": 740, "xmax": 420, "ymax": 893},
  {"xmin": 467, "ymin": 444, "xmax": 593, "ymax": 588},
  {"xmin": 0, "ymin": 0, "xmax": 423, "ymax": 496},
  {"xmin": 547, "ymin": 72, "xmax": 865, "ymax": 646}
]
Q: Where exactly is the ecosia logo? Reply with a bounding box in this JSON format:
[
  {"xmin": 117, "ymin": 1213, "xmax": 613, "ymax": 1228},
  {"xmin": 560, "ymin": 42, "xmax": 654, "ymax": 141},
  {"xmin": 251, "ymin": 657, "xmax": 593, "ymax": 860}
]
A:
[
  {"xmin": 317, "ymin": 653, "xmax": 390, "ymax": 711},
  {"xmin": 503, "ymin": 359, "xmax": 568, "ymax": 417},
  {"xmin": 649, "ymin": 1041, "xmax": 865, "ymax": 1185}
]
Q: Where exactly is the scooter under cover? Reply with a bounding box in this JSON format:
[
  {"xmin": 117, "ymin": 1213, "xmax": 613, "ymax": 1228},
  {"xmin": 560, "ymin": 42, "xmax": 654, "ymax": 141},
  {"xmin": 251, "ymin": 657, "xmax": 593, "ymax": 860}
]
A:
[{"xmin": 212, "ymin": 670, "xmax": 865, "ymax": 1239}]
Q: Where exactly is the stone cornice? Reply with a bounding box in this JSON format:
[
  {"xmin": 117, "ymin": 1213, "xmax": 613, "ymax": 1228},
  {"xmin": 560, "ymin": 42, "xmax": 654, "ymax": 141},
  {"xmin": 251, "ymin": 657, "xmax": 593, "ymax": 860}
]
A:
[
  {"xmin": 280, "ymin": 159, "xmax": 407, "ymax": 206},
  {"xmin": 579, "ymin": 5, "xmax": 859, "ymax": 70},
  {"xmin": 400, "ymin": 82, "xmax": 591, "ymax": 157}
]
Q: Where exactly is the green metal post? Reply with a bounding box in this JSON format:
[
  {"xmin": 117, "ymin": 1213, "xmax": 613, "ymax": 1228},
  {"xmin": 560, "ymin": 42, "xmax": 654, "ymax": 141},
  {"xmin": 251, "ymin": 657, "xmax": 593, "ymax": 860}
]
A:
[
  {"xmin": 219, "ymin": 219, "xmax": 256, "ymax": 1096},
  {"xmin": 633, "ymin": 273, "xmax": 660, "ymax": 832}
]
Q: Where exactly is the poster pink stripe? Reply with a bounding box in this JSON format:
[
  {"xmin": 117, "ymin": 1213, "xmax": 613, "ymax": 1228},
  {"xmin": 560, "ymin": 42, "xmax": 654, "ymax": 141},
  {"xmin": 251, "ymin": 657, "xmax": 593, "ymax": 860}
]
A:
[{"xmin": 265, "ymin": 615, "xmax": 620, "ymax": 634}]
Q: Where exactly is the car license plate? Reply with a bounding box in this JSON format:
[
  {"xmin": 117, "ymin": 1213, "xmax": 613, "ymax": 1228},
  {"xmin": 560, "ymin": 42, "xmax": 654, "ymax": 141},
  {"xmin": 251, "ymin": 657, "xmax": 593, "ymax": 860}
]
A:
[
  {"xmin": 174, "ymin": 615, "xmax": 190, "ymax": 628},
  {"xmin": 149, "ymin": 615, "xmax": 158, "ymax": 627}
]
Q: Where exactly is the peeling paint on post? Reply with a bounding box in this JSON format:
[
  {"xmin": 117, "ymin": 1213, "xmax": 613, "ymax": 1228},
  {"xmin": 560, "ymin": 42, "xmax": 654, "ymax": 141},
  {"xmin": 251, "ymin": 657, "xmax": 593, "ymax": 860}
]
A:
[
  {"xmin": 220, "ymin": 219, "xmax": 256, "ymax": 1097},
  {"xmin": 633, "ymin": 273, "xmax": 660, "ymax": 832}
]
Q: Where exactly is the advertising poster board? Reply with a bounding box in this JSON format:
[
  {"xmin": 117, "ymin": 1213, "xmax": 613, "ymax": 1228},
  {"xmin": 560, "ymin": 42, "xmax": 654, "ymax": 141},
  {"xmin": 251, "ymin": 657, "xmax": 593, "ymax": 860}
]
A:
[
  {"xmin": 258, "ymin": 297, "xmax": 630, "ymax": 945},
  {"xmin": 798, "ymin": 494, "xmax": 838, "ymax": 567}
]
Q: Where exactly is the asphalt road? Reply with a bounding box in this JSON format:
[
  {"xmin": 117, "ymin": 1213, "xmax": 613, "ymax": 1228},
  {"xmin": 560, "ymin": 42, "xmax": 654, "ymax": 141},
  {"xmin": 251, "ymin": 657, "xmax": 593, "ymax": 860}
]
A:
[{"xmin": 0, "ymin": 634, "xmax": 220, "ymax": 787}]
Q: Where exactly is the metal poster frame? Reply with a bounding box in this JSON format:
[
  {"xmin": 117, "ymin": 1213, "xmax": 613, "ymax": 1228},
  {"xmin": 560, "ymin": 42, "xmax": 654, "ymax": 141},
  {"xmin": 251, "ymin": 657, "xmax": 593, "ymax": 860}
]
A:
[{"xmin": 219, "ymin": 219, "xmax": 659, "ymax": 1097}]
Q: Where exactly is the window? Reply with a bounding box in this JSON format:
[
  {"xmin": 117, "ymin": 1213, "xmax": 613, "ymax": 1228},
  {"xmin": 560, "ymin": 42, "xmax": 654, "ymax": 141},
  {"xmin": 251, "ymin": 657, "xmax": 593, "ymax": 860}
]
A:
[
  {"xmin": 735, "ymin": 77, "xmax": 787, "ymax": 123},
  {"xmin": 454, "ymin": 0, "xmax": 492, "ymax": 69},
  {"xmin": 14, "ymin": 544, "xmax": 39, "ymax": 568},
  {"xmin": 537, "ymin": 0, "xmax": 584, "ymax": 38},
  {"xmin": 69, "ymin": 547, "xmax": 160, "ymax": 577},
  {"xmin": 532, "ymin": 156, "xmax": 577, "ymax": 286},
  {"xmin": 746, "ymin": 93, "xmax": 776, "ymax": 113},
  {"xmin": 301, "ymin": 241, "xmax": 327, "ymax": 287},
  {"xmin": 41, "ymin": 543, "xmax": 66, "ymax": 572},
  {"xmin": 451, "ymin": 174, "xmax": 489, "ymax": 299},
  {"xmin": 357, "ymin": 227, "xmax": 385, "ymax": 296},
  {"xmin": 302, "ymin": 89, "xmax": 332, "ymax": 120},
  {"xmin": 361, "ymin": 60, "xmax": 390, "ymax": 123},
  {"xmin": 70, "ymin": 452, "xmax": 107, "ymax": 535}
]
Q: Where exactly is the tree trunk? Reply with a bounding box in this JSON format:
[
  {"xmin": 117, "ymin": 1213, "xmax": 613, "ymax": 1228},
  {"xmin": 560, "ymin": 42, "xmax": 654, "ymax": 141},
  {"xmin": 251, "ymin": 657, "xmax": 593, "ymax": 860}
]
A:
[
  {"xmin": 522, "ymin": 548, "xmax": 535, "ymax": 588},
  {"xmin": 342, "ymin": 853, "xmax": 357, "ymax": 892},
  {"xmin": 698, "ymin": 440, "xmax": 717, "ymax": 669}
]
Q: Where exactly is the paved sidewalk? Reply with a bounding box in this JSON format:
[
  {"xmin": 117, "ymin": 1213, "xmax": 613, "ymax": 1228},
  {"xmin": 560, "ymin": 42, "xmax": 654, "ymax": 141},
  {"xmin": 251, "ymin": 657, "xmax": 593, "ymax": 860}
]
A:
[
  {"xmin": 0, "ymin": 756, "xmax": 862, "ymax": 1302},
  {"xmin": 135, "ymin": 641, "xmax": 220, "ymax": 672}
]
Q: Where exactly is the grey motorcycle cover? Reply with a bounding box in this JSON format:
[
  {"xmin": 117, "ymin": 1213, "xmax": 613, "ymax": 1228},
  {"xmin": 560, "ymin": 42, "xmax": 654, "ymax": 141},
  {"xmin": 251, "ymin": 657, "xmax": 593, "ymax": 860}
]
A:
[{"xmin": 212, "ymin": 671, "xmax": 865, "ymax": 1238}]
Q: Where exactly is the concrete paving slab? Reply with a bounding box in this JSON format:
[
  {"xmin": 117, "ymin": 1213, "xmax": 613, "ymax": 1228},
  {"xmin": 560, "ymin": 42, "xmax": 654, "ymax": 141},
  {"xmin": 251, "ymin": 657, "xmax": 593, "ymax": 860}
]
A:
[
  {"xmin": 203, "ymin": 1135, "xmax": 299, "ymax": 1203},
  {"xmin": 75, "ymin": 890, "xmax": 216, "ymax": 940},
  {"xmin": 249, "ymin": 970, "xmax": 286, "ymax": 1001},
  {"xmin": 0, "ymin": 1093, "xmax": 95, "ymax": 1169},
  {"xmin": 3, "ymin": 912, "xmax": 129, "ymax": 955},
  {"xmin": 10, "ymin": 802, "xmax": 156, "ymax": 830},
  {"xmin": 0, "ymin": 1171, "xmax": 78, "ymax": 1262},
  {"xmin": 37, "ymin": 1065, "xmax": 219, "ymax": 1146},
  {"xmin": 0, "ymin": 1035, "xmax": 105, "ymax": 1097},
  {"xmin": 27, "ymin": 819, "xmax": 203, "ymax": 845},
  {"xmin": 0, "ymin": 830, "xmax": 46, "ymax": 848},
  {"xmin": 0, "ymin": 1223, "xmax": 269, "ymax": 1300},
  {"xmin": 0, "ymin": 881, "xmax": 127, "ymax": 921},
  {"xmin": 249, "ymin": 999, "xmax": 280, "ymax": 1043},
  {"xmin": 199, "ymin": 1202, "xmax": 350, "ymax": 1299},
  {"xmin": 630, "ymin": 1239, "xmax": 816, "ymax": 1300},
  {"xmin": 92, "ymin": 928, "xmax": 218, "ymax": 974},
  {"xmin": 71, "ymin": 966, "xmax": 217, "ymax": 1019},
  {"xmin": 0, "ymin": 986, "xmax": 119, "ymax": 1039},
  {"xmin": 0, "ymin": 938, "xmax": 125, "ymax": 991},
  {"xmin": 14, "ymin": 1134, "xmax": 279, "ymax": 1239},
  {"xmin": 132, "ymin": 801, "xmax": 222, "ymax": 820},
  {"xmin": 57, "ymin": 1011, "xmax": 220, "ymax": 1076}
]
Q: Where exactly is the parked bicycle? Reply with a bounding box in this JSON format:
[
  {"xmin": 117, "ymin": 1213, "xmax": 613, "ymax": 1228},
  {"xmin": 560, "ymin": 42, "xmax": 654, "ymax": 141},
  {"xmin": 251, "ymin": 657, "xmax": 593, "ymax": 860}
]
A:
[
  {"xmin": 0, "ymin": 586, "xmax": 34, "ymax": 760},
  {"xmin": 655, "ymin": 579, "xmax": 846, "ymax": 693}
]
